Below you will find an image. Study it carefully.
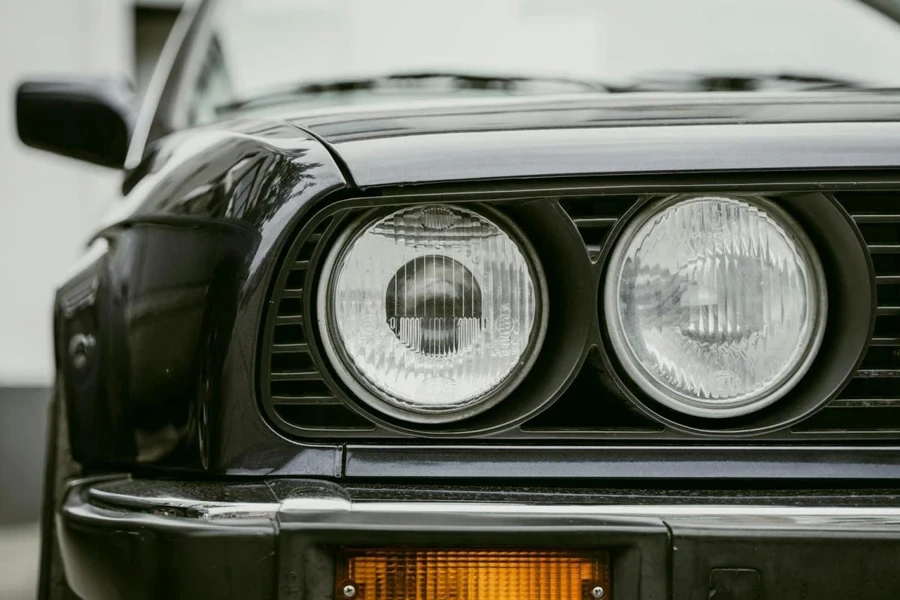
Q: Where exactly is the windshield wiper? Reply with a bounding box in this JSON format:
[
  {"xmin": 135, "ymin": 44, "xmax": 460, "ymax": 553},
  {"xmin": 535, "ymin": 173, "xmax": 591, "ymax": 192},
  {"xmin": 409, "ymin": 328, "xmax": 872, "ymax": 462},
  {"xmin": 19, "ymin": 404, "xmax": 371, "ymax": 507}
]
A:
[
  {"xmin": 381, "ymin": 71, "xmax": 607, "ymax": 90},
  {"xmin": 216, "ymin": 71, "xmax": 609, "ymax": 113},
  {"xmin": 616, "ymin": 71, "xmax": 874, "ymax": 92},
  {"xmin": 214, "ymin": 69, "xmax": 879, "ymax": 115}
]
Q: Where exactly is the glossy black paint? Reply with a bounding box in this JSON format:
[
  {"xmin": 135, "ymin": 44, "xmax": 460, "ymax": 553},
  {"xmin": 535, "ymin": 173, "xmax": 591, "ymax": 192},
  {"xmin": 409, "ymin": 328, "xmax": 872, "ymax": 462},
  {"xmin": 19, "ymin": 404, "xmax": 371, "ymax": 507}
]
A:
[
  {"xmin": 16, "ymin": 78, "xmax": 135, "ymax": 168},
  {"xmin": 57, "ymin": 119, "xmax": 347, "ymax": 475},
  {"xmin": 297, "ymin": 91, "xmax": 900, "ymax": 143},
  {"xmin": 60, "ymin": 478, "xmax": 277, "ymax": 600},
  {"xmin": 328, "ymin": 119, "xmax": 900, "ymax": 188},
  {"xmin": 295, "ymin": 92, "xmax": 900, "ymax": 187}
]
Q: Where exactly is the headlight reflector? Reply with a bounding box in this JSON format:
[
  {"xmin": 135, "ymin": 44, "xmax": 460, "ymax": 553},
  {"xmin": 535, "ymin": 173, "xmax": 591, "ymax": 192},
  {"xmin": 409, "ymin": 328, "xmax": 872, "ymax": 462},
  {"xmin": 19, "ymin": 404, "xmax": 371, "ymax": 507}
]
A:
[
  {"xmin": 604, "ymin": 195, "xmax": 826, "ymax": 418},
  {"xmin": 319, "ymin": 205, "xmax": 545, "ymax": 423}
]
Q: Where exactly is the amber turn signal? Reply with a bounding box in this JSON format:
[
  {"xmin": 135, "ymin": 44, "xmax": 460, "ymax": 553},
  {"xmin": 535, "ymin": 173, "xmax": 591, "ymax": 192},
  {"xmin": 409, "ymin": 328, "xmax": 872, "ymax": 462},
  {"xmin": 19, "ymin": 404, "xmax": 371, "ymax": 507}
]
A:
[{"xmin": 336, "ymin": 547, "xmax": 611, "ymax": 600}]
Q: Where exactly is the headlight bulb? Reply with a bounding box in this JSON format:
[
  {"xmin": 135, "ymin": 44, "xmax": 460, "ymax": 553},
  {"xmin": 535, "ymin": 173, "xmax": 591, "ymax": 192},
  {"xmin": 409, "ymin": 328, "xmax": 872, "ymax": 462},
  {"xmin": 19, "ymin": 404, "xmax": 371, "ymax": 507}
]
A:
[{"xmin": 386, "ymin": 255, "xmax": 483, "ymax": 357}]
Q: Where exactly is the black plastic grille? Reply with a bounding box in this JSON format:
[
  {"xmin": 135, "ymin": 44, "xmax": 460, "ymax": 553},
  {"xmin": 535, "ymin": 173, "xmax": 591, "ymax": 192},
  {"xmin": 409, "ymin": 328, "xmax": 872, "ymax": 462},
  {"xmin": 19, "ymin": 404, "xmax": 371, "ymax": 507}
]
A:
[
  {"xmin": 261, "ymin": 191, "xmax": 900, "ymax": 439},
  {"xmin": 793, "ymin": 192, "xmax": 900, "ymax": 433},
  {"xmin": 263, "ymin": 217, "xmax": 373, "ymax": 432}
]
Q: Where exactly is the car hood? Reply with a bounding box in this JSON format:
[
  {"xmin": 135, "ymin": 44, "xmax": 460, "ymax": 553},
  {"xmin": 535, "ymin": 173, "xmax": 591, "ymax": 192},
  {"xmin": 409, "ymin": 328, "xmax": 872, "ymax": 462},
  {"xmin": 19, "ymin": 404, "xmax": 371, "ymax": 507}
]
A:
[
  {"xmin": 270, "ymin": 91, "xmax": 900, "ymax": 188},
  {"xmin": 291, "ymin": 91, "xmax": 900, "ymax": 143}
]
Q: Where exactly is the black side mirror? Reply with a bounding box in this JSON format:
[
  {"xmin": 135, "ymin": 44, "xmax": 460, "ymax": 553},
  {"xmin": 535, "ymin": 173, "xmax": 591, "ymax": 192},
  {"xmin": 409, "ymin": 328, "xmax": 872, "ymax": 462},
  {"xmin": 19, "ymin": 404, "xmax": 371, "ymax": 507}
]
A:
[{"xmin": 16, "ymin": 78, "xmax": 135, "ymax": 169}]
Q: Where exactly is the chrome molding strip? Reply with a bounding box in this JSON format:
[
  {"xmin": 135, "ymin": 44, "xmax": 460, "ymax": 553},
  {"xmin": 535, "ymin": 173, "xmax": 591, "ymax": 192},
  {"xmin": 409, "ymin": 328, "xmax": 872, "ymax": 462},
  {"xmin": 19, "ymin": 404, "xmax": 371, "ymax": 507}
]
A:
[
  {"xmin": 196, "ymin": 504, "xmax": 281, "ymax": 519},
  {"xmin": 94, "ymin": 498, "xmax": 900, "ymax": 521},
  {"xmin": 337, "ymin": 502, "xmax": 900, "ymax": 519},
  {"xmin": 76, "ymin": 475, "xmax": 900, "ymax": 521},
  {"xmin": 343, "ymin": 444, "xmax": 900, "ymax": 480},
  {"xmin": 84, "ymin": 490, "xmax": 900, "ymax": 521}
]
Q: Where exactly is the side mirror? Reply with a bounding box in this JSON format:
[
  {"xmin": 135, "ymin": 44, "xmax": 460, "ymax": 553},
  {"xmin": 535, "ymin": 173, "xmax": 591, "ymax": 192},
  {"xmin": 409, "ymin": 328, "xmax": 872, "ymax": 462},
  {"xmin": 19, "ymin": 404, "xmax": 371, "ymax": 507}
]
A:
[{"xmin": 16, "ymin": 78, "xmax": 135, "ymax": 169}]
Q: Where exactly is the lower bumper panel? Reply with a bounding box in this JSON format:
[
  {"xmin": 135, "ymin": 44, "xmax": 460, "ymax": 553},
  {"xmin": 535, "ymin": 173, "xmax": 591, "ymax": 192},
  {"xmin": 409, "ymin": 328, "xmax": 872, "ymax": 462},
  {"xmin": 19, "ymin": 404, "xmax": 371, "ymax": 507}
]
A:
[
  {"xmin": 58, "ymin": 477, "xmax": 900, "ymax": 599},
  {"xmin": 58, "ymin": 478, "xmax": 277, "ymax": 600}
]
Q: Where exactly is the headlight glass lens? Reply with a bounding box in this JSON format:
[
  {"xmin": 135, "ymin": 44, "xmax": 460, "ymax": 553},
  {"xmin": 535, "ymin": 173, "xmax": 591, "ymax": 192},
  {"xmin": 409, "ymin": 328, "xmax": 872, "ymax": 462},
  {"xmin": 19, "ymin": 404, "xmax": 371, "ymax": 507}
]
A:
[
  {"xmin": 321, "ymin": 205, "xmax": 543, "ymax": 422},
  {"xmin": 605, "ymin": 196, "xmax": 825, "ymax": 418}
]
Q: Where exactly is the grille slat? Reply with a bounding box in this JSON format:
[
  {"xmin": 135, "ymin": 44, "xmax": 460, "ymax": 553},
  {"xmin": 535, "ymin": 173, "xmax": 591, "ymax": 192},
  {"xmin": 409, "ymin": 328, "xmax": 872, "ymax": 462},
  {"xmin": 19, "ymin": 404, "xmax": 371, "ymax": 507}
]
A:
[
  {"xmin": 271, "ymin": 395, "xmax": 342, "ymax": 406},
  {"xmin": 571, "ymin": 216, "xmax": 619, "ymax": 228},
  {"xmin": 272, "ymin": 342, "xmax": 309, "ymax": 354},
  {"xmin": 270, "ymin": 371, "xmax": 323, "ymax": 381},
  {"xmin": 830, "ymin": 398, "xmax": 900, "ymax": 408},
  {"xmin": 864, "ymin": 245, "xmax": 900, "ymax": 254},
  {"xmin": 852, "ymin": 214, "xmax": 900, "ymax": 224},
  {"xmin": 854, "ymin": 370, "xmax": 900, "ymax": 379},
  {"xmin": 275, "ymin": 315, "xmax": 304, "ymax": 325}
]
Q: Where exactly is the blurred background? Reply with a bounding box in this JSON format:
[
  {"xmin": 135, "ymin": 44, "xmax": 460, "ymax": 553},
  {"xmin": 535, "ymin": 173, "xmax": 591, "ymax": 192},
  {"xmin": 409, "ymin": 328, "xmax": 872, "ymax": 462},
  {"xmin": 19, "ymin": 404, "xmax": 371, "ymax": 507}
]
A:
[{"xmin": 0, "ymin": 2, "xmax": 181, "ymax": 597}]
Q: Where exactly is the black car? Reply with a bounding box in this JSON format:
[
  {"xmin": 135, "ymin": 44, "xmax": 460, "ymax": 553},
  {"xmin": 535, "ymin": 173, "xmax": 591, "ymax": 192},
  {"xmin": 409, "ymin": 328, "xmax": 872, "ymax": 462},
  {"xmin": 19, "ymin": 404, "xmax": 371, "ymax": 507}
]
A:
[{"xmin": 18, "ymin": 0, "xmax": 900, "ymax": 598}]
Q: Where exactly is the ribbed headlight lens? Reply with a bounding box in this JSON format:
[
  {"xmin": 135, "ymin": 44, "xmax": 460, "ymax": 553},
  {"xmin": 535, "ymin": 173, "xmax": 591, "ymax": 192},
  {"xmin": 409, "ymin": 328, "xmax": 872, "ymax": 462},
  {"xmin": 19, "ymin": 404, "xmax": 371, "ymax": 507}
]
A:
[
  {"xmin": 604, "ymin": 195, "xmax": 826, "ymax": 418},
  {"xmin": 318, "ymin": 205, "xmax": 545, "ymax": 423}
]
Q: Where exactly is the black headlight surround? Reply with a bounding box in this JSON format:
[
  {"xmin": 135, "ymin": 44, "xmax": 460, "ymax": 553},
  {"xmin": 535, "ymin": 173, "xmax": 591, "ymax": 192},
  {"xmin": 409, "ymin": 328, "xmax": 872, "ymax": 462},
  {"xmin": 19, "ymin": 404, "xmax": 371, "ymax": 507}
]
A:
[
  {"xmin": 259, "ymin": 181, "xmax": 881, "ymax": 443},
  {"xmin": 260, "ymin": 195, "xmax": 597, "ymax": 438},
  {"xmin": 596, "ymin": 192, "xmax": 875, "ymax": 436}
]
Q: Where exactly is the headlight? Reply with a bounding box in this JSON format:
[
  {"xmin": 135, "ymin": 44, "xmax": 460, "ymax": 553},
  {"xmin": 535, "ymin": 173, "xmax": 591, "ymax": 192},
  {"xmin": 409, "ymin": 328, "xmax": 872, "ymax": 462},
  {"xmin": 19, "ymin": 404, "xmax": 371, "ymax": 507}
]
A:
[
  {"xmin": 604, "ymin": 195, "xmax": 826, "ymax": 418},
  {"xmin": 318, "ymin": 204, "xmax": 546, "ymax": 423}
]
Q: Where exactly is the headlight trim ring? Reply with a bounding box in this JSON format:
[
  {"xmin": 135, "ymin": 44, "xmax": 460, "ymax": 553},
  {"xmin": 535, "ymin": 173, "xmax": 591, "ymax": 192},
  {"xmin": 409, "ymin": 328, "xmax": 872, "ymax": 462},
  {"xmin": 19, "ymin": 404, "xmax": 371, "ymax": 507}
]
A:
[
  {"xmin": 603, "ymin": 194, "xmax": 828, "ymax": 419},
  {"xmin": 316, "ymin": 203, "xmax": 549, "ymax": 424}
]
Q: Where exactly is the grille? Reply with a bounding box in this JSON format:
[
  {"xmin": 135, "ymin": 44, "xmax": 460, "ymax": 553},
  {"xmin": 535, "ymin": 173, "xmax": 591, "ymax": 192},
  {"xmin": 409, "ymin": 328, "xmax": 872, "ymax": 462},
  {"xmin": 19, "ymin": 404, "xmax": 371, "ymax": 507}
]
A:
[
  {"xmin": 794, "ymin": 192, "xmax": 900, "ymax": 433},
  {"xmin": 261, "ymin": 191, "xmax": 900, "ymax": 439},
  {"xmin": 262, "ymin": 217, "xmax": 373, "ymax": 432}
]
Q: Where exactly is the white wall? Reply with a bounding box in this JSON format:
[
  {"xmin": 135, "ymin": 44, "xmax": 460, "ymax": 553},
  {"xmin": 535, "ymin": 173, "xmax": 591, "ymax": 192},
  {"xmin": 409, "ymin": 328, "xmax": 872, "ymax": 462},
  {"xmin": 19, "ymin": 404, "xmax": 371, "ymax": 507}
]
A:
[{"xmin": 0, "ymin": 0, "xmax": 133, "ymax": 385}]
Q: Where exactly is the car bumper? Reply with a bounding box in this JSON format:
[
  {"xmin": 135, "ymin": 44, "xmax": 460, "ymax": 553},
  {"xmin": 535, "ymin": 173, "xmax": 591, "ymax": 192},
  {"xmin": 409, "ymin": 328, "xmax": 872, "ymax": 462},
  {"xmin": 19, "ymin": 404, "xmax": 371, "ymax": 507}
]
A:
[{"xmin": 59, "ymin": 476, "xmax": 900, "ymax": 600}]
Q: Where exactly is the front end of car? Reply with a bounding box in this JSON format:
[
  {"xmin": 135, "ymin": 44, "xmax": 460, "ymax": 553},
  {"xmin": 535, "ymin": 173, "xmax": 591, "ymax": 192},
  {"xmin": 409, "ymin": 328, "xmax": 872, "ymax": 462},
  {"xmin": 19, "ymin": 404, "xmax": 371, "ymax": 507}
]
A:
[{"xmin": 45, "ymin": 110, "xmax": 900, "ymax": 598}]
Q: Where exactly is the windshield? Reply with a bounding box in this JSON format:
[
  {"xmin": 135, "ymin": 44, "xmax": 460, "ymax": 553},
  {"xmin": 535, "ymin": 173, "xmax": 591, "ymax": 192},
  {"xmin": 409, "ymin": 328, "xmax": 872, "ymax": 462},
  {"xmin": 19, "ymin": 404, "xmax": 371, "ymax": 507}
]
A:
[{"xmin": 187, "ymin": 0, "xmax": 900, "ymax": 124}]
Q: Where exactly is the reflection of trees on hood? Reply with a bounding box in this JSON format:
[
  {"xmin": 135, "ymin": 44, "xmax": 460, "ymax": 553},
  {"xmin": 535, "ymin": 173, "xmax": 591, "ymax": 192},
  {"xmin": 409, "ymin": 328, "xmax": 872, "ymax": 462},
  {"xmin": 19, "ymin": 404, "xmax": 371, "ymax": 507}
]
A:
[
  {"xmin": 168, "ymin": 148, "xmax": 321, "ymax": 226},
  {"xmin": 235, "ymin": 149, "xmax": 322, "ymax": 226}
]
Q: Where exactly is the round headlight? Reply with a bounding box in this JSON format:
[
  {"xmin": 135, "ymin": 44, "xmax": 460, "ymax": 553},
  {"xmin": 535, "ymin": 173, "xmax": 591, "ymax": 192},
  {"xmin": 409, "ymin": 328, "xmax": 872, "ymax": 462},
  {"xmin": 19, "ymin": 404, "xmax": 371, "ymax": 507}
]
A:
[
  {"xmin": 604, "ymin": 195, "xmax": 826, "ymax": 418},
  {"xmin": 318, "ymin": 204, "xmax": 546, "ymax": 423}
]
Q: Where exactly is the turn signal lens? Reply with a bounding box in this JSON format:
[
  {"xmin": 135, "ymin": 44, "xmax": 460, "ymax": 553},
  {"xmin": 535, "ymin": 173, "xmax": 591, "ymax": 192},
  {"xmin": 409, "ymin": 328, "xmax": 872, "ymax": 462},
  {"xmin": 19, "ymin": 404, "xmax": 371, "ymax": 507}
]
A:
[{"xmin": 337, "ymin": 547, "xmax": 611, "ymax": 600}]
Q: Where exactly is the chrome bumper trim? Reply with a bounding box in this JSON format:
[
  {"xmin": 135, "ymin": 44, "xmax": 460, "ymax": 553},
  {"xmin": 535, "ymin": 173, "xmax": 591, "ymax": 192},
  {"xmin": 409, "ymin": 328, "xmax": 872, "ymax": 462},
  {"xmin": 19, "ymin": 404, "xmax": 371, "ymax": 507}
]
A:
[{"xmin": 76, "ymin": 476, "xmax": 900, "ymax": 522}]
